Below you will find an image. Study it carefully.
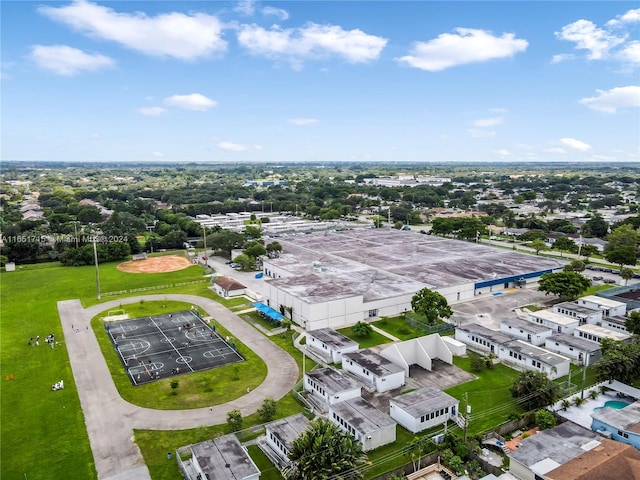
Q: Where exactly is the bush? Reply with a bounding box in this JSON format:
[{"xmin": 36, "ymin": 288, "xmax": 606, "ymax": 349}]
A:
[
  {"xmin": 535, "ymin": 409, "xmax": 556, "ymax": 430},
  {"xmin": 470, "ymin": 355, "xmax": 485, "ymax": 373}
]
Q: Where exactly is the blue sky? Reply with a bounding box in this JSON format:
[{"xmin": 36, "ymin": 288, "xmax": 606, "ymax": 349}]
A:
[{"xmin": 2, "ymin": 1, "xmax": 639, "ymax": 163}]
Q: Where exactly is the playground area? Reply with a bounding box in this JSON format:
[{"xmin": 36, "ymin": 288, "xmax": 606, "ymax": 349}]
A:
[{"xmin": 106, "ymin": 310, "xmax": 244, "ymax": 385}]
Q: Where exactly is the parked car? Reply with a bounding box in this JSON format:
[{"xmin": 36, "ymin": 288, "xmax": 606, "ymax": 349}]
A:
[
  {"xmin": 592, "ymin": 276, "xmax": 604, "ymax": 281},
  {"xmin": 603, "ymin": 278, "xmax": 616, "ymax": 284}
]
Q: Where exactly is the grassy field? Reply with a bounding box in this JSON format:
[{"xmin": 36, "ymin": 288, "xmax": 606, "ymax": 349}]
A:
[
  {"xmin": 336, "ymin": 325, "xmax": 393, "ymax": 349},
  {"xmin": 0, "ymin": 259, "xmax": 206, "ymax": 479},
  {"xmin": 92, "ymin": 300, "xmax": 268, "ymax": 409}
]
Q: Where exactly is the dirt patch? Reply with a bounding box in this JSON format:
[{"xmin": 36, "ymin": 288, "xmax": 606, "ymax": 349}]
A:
[{"xmin": 117, "ymin": 255, "xmax": 193, "ymax": 274}]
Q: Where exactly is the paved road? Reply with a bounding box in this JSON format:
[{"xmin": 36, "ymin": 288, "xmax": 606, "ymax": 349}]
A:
[{"xmin": 59, "ymin": 294, "xmax": 299, "ymax": 480}]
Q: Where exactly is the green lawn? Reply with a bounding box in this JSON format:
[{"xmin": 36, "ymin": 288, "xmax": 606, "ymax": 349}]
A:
[
  {"xmin": 445, "ymin": 355, "xmax": 523, "ymax": 435},
  {"xmin": 336, "ymin": 326, "xmax": 393, "ymax": 349},
  {"xmin": 92, "ymin": 300, "xmax": 268, "ymax": 409},
  {"xmin": 363, "ymin": 425, "xmax": 415, "ymax": 479},
  {"xmin": 247, "ymin": 444, "xmax": 285, "ymax": 480},
  {"xmin": 243, "ymin": 310, "xmax": 284, "ymax": 332}
]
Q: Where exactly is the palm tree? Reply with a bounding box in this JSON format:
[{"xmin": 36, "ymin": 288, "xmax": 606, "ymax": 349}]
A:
[
  {"xmin": 287, "ymin": 418, "xmax": 367, "ymax": 480},
  {"xmin": 620, "ymin": 268, "xmax": 634, "ymax": 286}
]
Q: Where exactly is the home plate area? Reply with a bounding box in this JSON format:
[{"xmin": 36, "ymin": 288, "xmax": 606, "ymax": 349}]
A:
[{"xmin": 106, "ymin": 310, "xmax": 244, "ymax": 385}]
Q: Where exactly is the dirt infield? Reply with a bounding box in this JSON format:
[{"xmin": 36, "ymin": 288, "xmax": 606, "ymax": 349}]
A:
[{"xmin": 117, "ymin": 255, "xmax": 193, "ymax": 274}]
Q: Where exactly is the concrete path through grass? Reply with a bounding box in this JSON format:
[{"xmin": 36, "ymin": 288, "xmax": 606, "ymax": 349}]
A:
[{"xmin": 59, "ymin": 294, "xmax": 299, "ymax": 480}]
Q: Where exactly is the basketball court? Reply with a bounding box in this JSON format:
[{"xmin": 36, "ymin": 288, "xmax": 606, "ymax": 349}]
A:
[{"xmin": 106, "ymin": 310, "xmax": 244, "ymax": 385}]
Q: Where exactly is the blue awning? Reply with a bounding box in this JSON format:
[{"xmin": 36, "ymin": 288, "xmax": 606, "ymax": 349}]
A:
[{"xmin": 252, "ymin": 302, "xmax": 285, "ymax": 321}]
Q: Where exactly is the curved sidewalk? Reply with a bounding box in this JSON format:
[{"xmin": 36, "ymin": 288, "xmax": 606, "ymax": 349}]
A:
[{"xmin": 58, "ymin": 294, "xmax": 299, "ymax": 480}]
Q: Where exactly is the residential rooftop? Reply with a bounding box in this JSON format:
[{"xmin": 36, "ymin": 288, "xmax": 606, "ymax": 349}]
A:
[
  {"xmin": 191, "ymin": 434, "xmax": 259, "ymax": 480},
  {"xmin": 547, "ymin": 334, "xmax": 601, "ymax": 353},
  {"xmin": 305, "ymin": 367, "xmax": 360, "ymax": 395},
  {"xmin": 390, "ymin": 387, "xmax": 458, "ymax": 418},
  {"xmin": 266, "ymin": 414, "xmax": 311, "ymax": 452},
  {"xmin": 503, "ymin": 340, "xmax": 570, "ymax": 366},
  {"xmin": 343, "ymin": 349, "xmax": 405, "ymax": 377},
  {"xmin": 501, "ymin": 317, "xmax": 552, "ymax": 334},
  {"xmin": 591, "ymin": 401, "xmax": 640, "ymax": 435},
  {"xmin": 307, "ymin": 328, "xmax": 358, "ymax": 350},
  {"xmin": 330, "ymin": 397, "xmax": 396, "ymax": 434},
  {"xmin": 530, "ymin": 309, "xmax": 580, "ymax": 326}
]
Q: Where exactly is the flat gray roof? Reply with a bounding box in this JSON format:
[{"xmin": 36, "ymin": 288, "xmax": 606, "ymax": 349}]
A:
[
  {"xmin": 547, "ymin": 333, "xmax": 601, "ymax": 353},
  {"xmin": 330, "ymin": 397, "xmax": 396, "ymax": 434},
  {"xmin": 503, "ymin": 340, "xmax": 569, "ymax": 366},
  {"xmin": 307, "ymin": 328, "xmax": 358, "ymax": 350},
  {"xmin": 266, "ymin": 414, "xmax": 311, "ymax": 452},
  {"xmin": 554, "ymin": 301, "xmax": 600, "ymax": 316},
  {"xmin": 390, "ymin": 386, "xmax": 458, "ymax": 418},
  {"xmin": 343, "ymin": 349, "xmax": 405, "ymax": 377},
  {"xmin": 591, "ymin": 401, "xmax": 640, "ymax": 434},
  {"xmin": 192, "ymin": 434, "xmax": 259, "ymax": 480},
  {"xmin": 580, "ymin": 295, "xmax": 627, "ymax": 309},
  {"xmin": 457, "ymin": 323, "xmax": 512, "ymax": 345},
  {"xmin": 509, "ymin": 421, "xmax": 600, "ymax": 468},
  {"xmin": 306, "ymin": 367, "xmax": 359, "ymax": 395},
  {"xmin": 264, "ymin": 229, "xmax": 561, "ymax": 304},
  {"xmin": 604, "ymin": 315, "xmax": 628, "ymax": 326},
  {"xmin": 501, "ymin": 317, "xmax": 552, "ymax": 334}
]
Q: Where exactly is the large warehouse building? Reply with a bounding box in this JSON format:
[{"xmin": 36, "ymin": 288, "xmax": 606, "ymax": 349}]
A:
[{"xmin": 261, "ymin": 229, "xmax": 562, "ymax": 331}]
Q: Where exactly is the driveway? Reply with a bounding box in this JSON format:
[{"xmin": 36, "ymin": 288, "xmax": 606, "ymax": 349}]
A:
[{"xmin": 58, "ymin": 294, "xmax": 299, "ymax": 480}]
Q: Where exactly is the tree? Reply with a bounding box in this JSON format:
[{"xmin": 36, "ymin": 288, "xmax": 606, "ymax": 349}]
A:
[
  {"xmin": 352, "ymin": 321, "xmax": 373, "ymax": 338},
  {"xmin": 535, "ymin": 409, "xmax": 556, "ymax": 430},
  {"xmin": 552, "ymin": 237, "xmax": 578, "ymax": 255},
  {"xmin": 580, "ymin": 244, "xmax": 599, "ymax": 261},
  {"xmin": 625, "ymin": 310, "xmax": 640, "ymax": 335},
  {"xmin": 407, "ymin": 436, "xmax": 430, "ymax": 472},
  {"xmin": 470, "ymin": 355, "xmax": 485, "ymax": 373},
  {"xmin": 538, "ymin": 271, "xmax": 591, "ymax": 300},
  {"xmin": 266, "ymin": 241, "xmax": 282, "ymax": 258},
  {"xmin": 563, "ymin": 260, "xmax": 585, "ymax": 272},
  {"xmin": 582, "ymin": 214, "xmax": 609, "ymax": 238},
  {"xmin": 510, "ymin": 370, "xmax": 559, "ymax": 410},
  {"xmin": 226, "ymin": 409, "xmax": 243, "ymax": 432},
  {"xmin": 620, "ymin": 268, "xmax": 634, "ymax": 286},
  {"xmin": 410, "ymin": 288, "xmax": 452, "ymax": 325},
  {"xmin": 529, "ymin": 239, "xmax": 549, "ymax": 255},
  {"xmin": 604, "ymin": 224, "xmax": 639, "ymax": 269},
  {"xmin": 258, "ymin": 398, "xmax": 277, "ymax": 422},
  {"xmin": 287, "ymin": 417, "xmax": 367, "ymax": 480},
  {"xmin": 593, "ymin": 339, "xmax": 640, "ymax": 384}
]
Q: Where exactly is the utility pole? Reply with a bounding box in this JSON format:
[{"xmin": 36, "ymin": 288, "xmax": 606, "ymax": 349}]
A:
[
  {"xmin": 92, "ymin": 236, "xmax": 101, "ymax": 300},
  {"xmin": 581, "ymin": 354, "xmax": 589, "ymax": 399},
  {"xmin": 463, "ymin": 392, "xmax": 469, "ymax": 443}
]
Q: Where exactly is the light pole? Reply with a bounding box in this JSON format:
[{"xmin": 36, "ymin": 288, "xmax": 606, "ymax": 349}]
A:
[{"xmin": 92, "ymin": 236, "xmax": 101, "ymax": 300}]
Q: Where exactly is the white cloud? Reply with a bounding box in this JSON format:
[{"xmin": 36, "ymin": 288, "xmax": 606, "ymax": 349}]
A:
[
  {"xmin": 38, "ymin": 0, "xmax": 226, "ymax": 61},
  {"xmin": 579, "ymin": 85, "xmax": 640, "ymax": 113},
  {"xmin": 474, "ymin": 117, "xmax": 503, "ymax": 128},
  {"xmin": 468, "ymin": 128, "xmax": 496, "ymax": 138},
  {"xmin": 555, "ymin": 19, "xmax": 626, "ymax": 60},
  {"xmin": 219, "ymin": 141, "xmax": 248, "ymax": 151},
  {"xmin": 29, "ymin": 44, "xmax": 114, "ymax": 75},
  {"xmin": 164, "ymin": 93, "xmax": 217, "ymax": 111},
  {"xmin": 560, "ymin": 137, "xmax": 592, "ymax": 151},
  {"xmin": 235, "ymin": 0, "xmax": 255, "ymax": 16},
  {"xmin": 606, "ymin": 8, "xmax": 640, "ymax": 27},
  {"xmin": 137, "ymin": 106, "xmax": 166, "ymax": 116},
  {"xmin": 550, "ymin": 53, "xmax": 576, "ymax": 64},
  {"xmin": 493, "ymin": 149, "xmax": 512, "ymax": 156},
  {"xmin": 253, "ymin": 145, "xmax": 263, "ymax": 150},
  {"xmin": 152, "ymin": 151, "xmax": 163, "ymax": 157},
  {"xmin": 237, "ymin": 22, "xmax": 387, "ymax": 65},
  {"xmin": 397, "ymin": 28, "xmax": 528, "ymax": 71},
  {"xmin": 617, "ymin": 41, "xmax": 640, "ymax": 65},
  {"xmin": 288, "ymin": 118, "xmax": 318, "ymax": 126},
  {"xmin": 262, "ymin": 6, "xmax": 289, "ymax": 21}
]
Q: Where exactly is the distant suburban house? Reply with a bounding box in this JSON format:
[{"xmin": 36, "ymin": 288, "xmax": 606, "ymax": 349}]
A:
[
  {"xmin": 498, "ymin": 339, "xmax": 570, "ymax": 380},
  {"xmin": 576, "ymin": 295, "xmax": 627, "ymax": 318},
  {"xmin": 528, "ymin": 309, "xmax": 580, "ymax": 334},
  {"xmin": 176, "ymin": 434, "xmax": 260, "ymax": 480},
  {"xmin": 591, "ymin": 401, "xmax": 640, "ymax": 450},
  {"xmin": 389, "ymin": 387, "xmax": 459, "ymax": 433},
  {"xmin": 574, "ymin": 324, "xmax": 632, "ymax": 344},
  {"xmin": 262, "ymin": 413, "xmax": 311, "ymax": 470},
  {"xmin": 544, "ymin": 333, "xmax": 601, "ymax": 365},
  {"xmin": 508, "ymin": 422, "xmax": 601, "ymax": 480},
  {"xmin": 577, "ymin": 237, "xmax": 608, "ymax": 252},
  {"xmin": 303, "ymin": 367, "xmax": 361, "ymax": 408},
  {"xmin": 329, "ymin": 397, "xmax": 396, "ymax": 451},
  {"xmin": 342, "ymin": 349, "xmax": 405, "ymax": 393},
  {"xmin": 500, "ymin": 318, "xmax": 553, "ymax": 346},
  {"xmin": 305, "ymin": 328, "xmax": 359, "ymax": 364},
  {"xmin": 212, "ymin": 276, "xmax": 246, "ymax": 298}
]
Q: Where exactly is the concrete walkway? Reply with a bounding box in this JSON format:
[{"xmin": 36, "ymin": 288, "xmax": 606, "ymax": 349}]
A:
[{"xmin": 59, "ymin": 294, "xmax": 299, "ymax": 480}]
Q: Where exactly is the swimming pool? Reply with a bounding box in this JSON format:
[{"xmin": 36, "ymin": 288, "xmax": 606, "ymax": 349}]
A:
[{"xmin": 594, "ymin": 400, "xmax": 631, "ymax": 411}]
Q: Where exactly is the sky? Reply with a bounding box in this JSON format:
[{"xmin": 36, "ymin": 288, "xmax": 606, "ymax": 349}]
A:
[{"xmin": 1, "ymin": 1, "xmax": 639, "ymax": 163}]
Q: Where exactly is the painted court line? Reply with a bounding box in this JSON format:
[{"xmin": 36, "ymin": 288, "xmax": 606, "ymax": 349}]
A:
[{"xmin": 148, "ymin": 316, "xmax": 194, "ymax": 373}]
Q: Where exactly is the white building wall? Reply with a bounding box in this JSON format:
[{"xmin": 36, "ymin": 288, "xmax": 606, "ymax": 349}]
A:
[
  {"xmin": 497, "ymin": 345, "xmax": 569, "ymax": 380},
  {"xmin": 442, "ymin": 336, "xmax": 466, "ymax": 356},
  {"xmin": 265, "ymin": 429, "xmax": 289, "ymax": 464},
  {"xmin": 528, "ymin": 312, "xmax": 579, "ymax": 334},
  {"xmin": 389, "ymin": 402, "xmax": 459, "ymax": 434},
  {"xmin": 601, "ymin": 319, "xmax": 629, "ymax": 333},
  {"xmin": 543, "ymin": 340, "xmax": 600, "ymax": 365},
  {"xmin": 577, "ymin": 298, "xmax": 627, "ymax": 317},
  {"xmin": 341, "ymin": 359, "xmax": 405, "ymax": 393},
  {"xmin": 500, "ymin": 323, "xmax": 552, "ymax": 346},
  {"xmin": 454, "ymin": 329, "xmax": 498, "ymax": 354},
  {"xmin": 509, "ymin": 458, "xmax": 535, "ymax": 480},
  {"xmin": 303, "ymin": 375, "xmax": 361, "ymax": 405}
]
